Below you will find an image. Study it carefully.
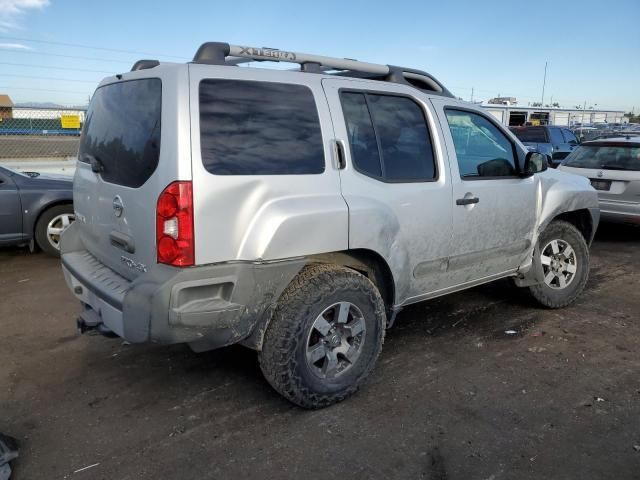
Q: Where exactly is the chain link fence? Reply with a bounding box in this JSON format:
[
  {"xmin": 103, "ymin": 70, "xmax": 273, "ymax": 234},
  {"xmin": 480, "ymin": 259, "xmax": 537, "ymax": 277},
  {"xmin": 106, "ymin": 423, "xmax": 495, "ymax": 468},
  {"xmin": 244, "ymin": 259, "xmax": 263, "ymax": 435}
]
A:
[{"xmin": 0, "ymin": 107, "xmax": 86, "ymax": 159}]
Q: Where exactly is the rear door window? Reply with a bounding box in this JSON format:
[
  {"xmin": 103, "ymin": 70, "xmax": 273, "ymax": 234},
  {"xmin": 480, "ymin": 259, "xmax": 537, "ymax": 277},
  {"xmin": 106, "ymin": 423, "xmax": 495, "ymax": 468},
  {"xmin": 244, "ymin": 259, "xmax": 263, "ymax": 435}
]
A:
[
  {"xmin": 340, "ymin": 91, "xmax": 436, "ymax": 182},
  {"xmin": 79, "ymin": 78, "xmax": 162, "ymax": 188},
  {"xmin": 340, "ymin": 92, "xmax": 382, "ymax": 177},
  {"xmin": 199, "ymin": 80, "xmax": 324, "ymax": 175}
]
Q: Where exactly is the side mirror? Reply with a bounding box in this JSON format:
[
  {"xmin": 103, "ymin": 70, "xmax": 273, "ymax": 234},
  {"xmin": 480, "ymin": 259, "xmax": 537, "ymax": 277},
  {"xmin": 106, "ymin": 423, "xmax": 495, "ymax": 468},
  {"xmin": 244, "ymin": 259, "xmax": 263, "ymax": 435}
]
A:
[{"xmin": 523, "ymin": 151, "xmax": 548, "ymax": 176}]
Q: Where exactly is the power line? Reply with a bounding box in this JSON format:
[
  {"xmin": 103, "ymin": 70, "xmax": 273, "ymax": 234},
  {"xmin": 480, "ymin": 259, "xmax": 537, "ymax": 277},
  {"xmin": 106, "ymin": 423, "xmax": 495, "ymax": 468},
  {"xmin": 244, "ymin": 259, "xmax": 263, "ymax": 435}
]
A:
[
  {"xmin": 0, "ymin": 61, "xmax": 112, "ymax": 74},
  {"xmin": 1, "ymin": 73, "xmax": 100, "ymax": 83},
  {"xmin": 0, "ymin": 48, "xmax": 132, "ymax": 64},
  {"xmin": 0, "ymin": 35, "xmax": 189, "ymax": 60},
  {"xmin": 0, "ymin": 85, "xmax": 91, "ymax": 95}
]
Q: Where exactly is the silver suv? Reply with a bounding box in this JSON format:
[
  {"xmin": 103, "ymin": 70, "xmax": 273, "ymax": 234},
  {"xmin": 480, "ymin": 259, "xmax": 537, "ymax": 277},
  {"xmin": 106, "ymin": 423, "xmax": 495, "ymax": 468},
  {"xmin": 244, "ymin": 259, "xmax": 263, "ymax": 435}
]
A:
[{"xmin": 61, "ymin": 42, "xmax": 599, "ymax": 408}]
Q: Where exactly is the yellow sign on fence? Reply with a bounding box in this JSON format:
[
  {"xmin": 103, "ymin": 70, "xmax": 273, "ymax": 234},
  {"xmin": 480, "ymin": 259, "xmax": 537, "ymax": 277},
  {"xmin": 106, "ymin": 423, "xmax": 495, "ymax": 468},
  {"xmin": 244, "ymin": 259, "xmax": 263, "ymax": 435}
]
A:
[{"xmin": 60, "ymin": 114, "xmax": 81, "ymax": 129}]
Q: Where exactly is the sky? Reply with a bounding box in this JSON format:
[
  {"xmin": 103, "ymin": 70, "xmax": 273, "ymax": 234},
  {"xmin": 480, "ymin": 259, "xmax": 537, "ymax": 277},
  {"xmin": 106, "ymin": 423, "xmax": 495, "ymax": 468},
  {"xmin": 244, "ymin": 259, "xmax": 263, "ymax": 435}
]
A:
[{"xmin": 0, "ymin": 0, "xmax": 638, "ymax": 111}]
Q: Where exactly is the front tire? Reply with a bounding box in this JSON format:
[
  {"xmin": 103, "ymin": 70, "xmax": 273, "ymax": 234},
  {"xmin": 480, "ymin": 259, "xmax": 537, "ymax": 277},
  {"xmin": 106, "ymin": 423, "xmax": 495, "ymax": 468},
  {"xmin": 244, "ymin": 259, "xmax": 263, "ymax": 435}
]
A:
[
  {"xmin": 34, "ymin": 204, "xmax": 75, "ymax": 257},
  {"xmin": 528, "ymin": 220, "xmax": 590, "ymax": 308},
  {"xmin": 259, "ymin": 264, "xmax": 386, "ymax": 409}
]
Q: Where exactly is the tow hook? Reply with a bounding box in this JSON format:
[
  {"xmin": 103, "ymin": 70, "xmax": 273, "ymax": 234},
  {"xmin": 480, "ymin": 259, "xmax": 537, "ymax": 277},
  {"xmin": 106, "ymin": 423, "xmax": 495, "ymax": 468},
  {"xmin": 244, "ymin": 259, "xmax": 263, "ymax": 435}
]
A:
[{"xmin": 76, "ymin": 318, "xmax": 117, "ymax": 338}]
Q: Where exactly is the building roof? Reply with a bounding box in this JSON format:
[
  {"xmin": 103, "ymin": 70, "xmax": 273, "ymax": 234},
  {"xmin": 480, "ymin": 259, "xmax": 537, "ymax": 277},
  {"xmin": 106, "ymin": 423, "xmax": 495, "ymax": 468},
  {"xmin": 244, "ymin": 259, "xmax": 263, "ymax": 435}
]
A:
[
  {"xmin": 0, "ymin": 95, "xmax": 14, "ymax": 108},
  {"xmin": 480, "ymin": 103, "xmax": 623, "ymax": 114}
]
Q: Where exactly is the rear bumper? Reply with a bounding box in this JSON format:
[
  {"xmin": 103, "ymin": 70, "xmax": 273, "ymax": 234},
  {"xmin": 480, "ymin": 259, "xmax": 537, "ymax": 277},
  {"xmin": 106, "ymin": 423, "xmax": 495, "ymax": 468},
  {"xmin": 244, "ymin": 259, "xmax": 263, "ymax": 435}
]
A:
[
  {"xmin": 599, "ymin": 199, "xmax": 640, "ymax": 224},
  {"xmin": 61, "ymin": 223, "xmax": 304, "ymax": 350}
]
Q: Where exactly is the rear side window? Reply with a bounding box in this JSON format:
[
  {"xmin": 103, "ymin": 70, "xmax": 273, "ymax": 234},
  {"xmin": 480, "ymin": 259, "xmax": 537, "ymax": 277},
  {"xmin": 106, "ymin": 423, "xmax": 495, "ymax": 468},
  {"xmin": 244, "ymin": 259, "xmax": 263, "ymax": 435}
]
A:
[
  {"xmin": 199, "ymin": 80, "xmax": 324, "ymax": 175},
  {"xmin": 340, "ymin": 91, "xmax": 436, "ymax": 182},
  {"xmin": 79, "ymin": 78, "xmax": 162, "ymax": 188},
  {"xmin": 511, "ymin": 127, "xmax": 547, "ymax": 143}
]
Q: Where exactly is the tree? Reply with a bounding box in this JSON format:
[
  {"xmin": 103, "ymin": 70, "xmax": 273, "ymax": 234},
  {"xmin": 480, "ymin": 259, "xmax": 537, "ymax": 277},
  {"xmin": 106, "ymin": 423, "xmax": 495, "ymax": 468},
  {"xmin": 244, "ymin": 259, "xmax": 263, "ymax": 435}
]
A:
[{"xmin": 624, "ymin": 112, "xmax": 640, "ymax": 123}]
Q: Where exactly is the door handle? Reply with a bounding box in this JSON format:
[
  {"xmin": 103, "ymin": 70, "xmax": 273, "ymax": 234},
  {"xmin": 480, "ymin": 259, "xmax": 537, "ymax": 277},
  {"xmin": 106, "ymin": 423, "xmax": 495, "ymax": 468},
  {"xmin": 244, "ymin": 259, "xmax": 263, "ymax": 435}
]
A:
[
  {"xmin": 333, "ymin": 139, "xmax": 346, "ymax": 169},
  {"xmin": 109, "ymin": 230, "xmax": 135, "ymax": 253},
  {"xmin": 456, "ymin": 197, "xmax": 479, "ymax": 206}
]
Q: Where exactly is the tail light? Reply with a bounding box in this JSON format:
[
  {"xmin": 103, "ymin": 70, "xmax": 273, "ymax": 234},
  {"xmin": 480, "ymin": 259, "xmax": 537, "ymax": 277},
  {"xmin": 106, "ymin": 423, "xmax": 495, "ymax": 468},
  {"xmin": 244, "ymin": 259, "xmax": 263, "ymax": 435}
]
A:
[{"xmin": 156, "ymin": 181, "xmax": 194, "ymax": 266}]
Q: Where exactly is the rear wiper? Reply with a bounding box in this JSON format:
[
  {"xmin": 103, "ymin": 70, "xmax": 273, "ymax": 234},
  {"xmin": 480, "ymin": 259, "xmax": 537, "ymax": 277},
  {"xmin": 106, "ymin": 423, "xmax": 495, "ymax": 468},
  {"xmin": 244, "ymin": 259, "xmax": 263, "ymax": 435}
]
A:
[
  {"xmin": 82, "ymin": 153, "xmax": 105, "ymax": 173},
  {"xmin": 600, "ymin": 164, "xmax": 633, "ymax": 171}
]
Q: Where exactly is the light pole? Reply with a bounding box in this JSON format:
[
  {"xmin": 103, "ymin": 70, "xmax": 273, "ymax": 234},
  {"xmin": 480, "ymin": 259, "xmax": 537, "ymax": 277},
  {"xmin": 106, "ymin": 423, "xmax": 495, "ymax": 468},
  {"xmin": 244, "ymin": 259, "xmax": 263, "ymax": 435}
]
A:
[{"xmin": 541, "ymin": 61, "xmax": 548, "ymax": 106}]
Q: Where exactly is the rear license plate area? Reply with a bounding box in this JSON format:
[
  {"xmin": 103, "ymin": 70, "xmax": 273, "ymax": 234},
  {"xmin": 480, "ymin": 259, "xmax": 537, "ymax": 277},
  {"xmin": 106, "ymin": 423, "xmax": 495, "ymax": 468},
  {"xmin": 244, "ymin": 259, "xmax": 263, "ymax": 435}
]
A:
[{"xmin": 590, "ymin": 179, "xmax": 612, "ymax": 191}]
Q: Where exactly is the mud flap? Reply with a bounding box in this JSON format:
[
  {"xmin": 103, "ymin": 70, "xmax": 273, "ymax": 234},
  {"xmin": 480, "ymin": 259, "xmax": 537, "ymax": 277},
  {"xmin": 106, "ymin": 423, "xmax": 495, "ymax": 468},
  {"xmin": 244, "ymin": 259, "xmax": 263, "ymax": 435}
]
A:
[{"xmin": 513, "ymin": 244, "xmax": 545, "ymax": 287}]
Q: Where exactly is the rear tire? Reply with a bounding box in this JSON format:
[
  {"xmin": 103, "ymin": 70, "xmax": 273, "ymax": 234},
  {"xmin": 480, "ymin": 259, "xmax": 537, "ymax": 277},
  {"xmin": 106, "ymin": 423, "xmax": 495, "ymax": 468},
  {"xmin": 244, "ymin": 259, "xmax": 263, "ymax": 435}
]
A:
[
  {"xmin": 527, "ymin": 220, "xmax": 589, "ymax": 308},
  {"xmin": 259, "ymin": 264, "xmax": 386, "ymax": 409},
  {"xmin": 35, "ymin": 204, "xmax": 75, "ymax": 257}
]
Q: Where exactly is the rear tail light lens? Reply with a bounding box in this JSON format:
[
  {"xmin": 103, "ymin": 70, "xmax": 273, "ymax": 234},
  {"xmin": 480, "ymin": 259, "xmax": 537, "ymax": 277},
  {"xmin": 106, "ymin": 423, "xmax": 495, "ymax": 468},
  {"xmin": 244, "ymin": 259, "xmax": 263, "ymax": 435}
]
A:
[{"xmin": 156, "ymin": 181, "xmax": 194, "ymax": 266}]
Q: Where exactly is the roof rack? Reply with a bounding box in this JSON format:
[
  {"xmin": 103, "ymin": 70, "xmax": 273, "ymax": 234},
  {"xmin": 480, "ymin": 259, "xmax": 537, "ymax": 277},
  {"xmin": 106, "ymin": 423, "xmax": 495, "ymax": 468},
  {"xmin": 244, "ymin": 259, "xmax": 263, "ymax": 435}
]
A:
[{"xmin": 190, "ymin": 42, "xmax": 453, "ymax": 97}]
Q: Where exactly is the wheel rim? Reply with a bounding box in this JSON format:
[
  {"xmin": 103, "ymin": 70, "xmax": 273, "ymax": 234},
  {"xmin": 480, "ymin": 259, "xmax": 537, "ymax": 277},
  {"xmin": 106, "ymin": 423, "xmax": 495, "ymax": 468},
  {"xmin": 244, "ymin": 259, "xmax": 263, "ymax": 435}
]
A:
[
  {"xmin": 540, "ymin": 238, "xmax": 577, "ymax": 289},
  {"xmin": 305, "ymin": 301, "xmax": 366, "ymax": 380},
  {"xmin": 46, "ymin": 213, "xmax": 75, "ymax": 250}
]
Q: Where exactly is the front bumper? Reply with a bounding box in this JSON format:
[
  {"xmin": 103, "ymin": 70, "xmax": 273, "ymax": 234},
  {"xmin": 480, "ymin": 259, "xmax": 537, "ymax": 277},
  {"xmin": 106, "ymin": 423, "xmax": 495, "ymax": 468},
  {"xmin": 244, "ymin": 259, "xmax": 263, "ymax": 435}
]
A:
[{"xmin": 61, "ymin": 225, "xmax": 304, "ymax": 351}]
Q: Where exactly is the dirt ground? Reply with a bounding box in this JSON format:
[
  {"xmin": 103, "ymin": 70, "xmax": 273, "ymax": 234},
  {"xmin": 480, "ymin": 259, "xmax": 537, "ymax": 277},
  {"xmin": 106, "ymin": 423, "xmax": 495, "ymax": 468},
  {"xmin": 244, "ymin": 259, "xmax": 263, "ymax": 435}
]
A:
[{"xmin": 1, "ymin": 224, "xmax": 639, "ymax": 480}]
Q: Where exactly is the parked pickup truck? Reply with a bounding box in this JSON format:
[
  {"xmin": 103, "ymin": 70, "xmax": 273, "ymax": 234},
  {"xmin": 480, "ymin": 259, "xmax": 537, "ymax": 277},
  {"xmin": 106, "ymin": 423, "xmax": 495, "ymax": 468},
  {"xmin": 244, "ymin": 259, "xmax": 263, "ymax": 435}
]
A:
[
  {"xmin": 61, "ymin": 42, "xmax": 600, "ymax": 408},
  {"xmin": 510, "ymin": 125, "xmax": 581, "ymax": 167}
]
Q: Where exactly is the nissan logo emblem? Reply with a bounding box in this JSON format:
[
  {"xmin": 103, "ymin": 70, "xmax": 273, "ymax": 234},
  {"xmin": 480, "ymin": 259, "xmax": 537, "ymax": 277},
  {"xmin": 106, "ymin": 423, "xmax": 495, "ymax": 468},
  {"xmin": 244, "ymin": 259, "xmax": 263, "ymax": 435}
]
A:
[
  {"xmin": 597, "ymin": 171, "xmax": 603, "ymax": 178},
  {"xmin": 113, "ymin": 196, "xmax": 124, "ymax": 217}
]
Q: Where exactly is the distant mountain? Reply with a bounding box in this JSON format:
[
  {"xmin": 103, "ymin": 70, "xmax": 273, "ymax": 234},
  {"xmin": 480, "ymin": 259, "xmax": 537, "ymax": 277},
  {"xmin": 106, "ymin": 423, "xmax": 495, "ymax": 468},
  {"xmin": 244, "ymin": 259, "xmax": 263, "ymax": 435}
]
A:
[
  {"xmin": 14, "ymin": 102, "xmax": 89, "ymax": 109},
  {"xmin": 15, "ymin": 102, "xmax": 65, "ymax": 108}
]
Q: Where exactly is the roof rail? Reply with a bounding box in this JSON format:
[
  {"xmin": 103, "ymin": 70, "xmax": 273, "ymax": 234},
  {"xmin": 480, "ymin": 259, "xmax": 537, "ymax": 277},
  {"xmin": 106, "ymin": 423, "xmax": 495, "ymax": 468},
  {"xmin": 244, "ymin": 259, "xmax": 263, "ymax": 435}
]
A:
[{"xmin": 192, "ymin": 42, "xmax": 453, "ymax": 97}]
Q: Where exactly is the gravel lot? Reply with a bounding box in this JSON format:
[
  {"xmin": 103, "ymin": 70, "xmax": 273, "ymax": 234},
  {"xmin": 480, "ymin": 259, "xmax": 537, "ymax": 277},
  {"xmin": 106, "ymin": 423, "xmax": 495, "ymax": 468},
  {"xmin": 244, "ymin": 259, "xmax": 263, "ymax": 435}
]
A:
[{"xmin": 1, "ymin": 224, "xmax": 639, "ymax": 479}]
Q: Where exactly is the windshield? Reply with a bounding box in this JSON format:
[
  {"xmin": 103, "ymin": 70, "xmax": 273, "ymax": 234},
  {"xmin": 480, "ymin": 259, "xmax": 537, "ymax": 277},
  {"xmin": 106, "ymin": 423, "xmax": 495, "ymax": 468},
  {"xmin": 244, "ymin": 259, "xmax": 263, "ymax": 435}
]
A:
[
  {"xmin": 563, "ymin": 144, "xmax": 640, "ymax": 171},
  {"xmin": 78, "ymin": 78, "xmax": 162, "ymax": 188},
  {"xmin": 0, "ymin": 165, "xmax": 30, "ymax": 177}
]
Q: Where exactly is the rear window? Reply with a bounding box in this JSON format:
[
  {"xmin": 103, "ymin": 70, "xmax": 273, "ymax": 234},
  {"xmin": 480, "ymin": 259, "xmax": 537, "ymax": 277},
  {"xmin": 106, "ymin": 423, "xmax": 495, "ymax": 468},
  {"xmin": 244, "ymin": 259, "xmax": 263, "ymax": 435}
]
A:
[
  {"xmin": 563, "ymin": 144, "xmax": 640, "ymax": 171},
  {"xmin": 79, "ymin": 78, "xmax": 162, "ymax": 188},
  {"xmin": 199, "ymin": 80, "xmax": 324, "ymax": 175},
  {"xmin": 511, "ymin": 127, "xmax": 547, "ymax": 143}
]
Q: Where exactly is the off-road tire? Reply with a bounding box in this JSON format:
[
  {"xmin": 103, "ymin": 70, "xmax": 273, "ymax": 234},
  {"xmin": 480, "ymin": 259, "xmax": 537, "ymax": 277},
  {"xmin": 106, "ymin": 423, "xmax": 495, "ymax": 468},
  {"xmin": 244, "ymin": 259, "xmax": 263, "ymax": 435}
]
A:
[
  {"xmin": 528, "ymin": 220, "xmax": 590, "ymax": 308},
  {"xmin": 259, "ymin": 264, "xmax": 386, "ymax": 409},
  {"xmin": 34, "ymin": 204, "xmax": 74, "ymax": 257}
]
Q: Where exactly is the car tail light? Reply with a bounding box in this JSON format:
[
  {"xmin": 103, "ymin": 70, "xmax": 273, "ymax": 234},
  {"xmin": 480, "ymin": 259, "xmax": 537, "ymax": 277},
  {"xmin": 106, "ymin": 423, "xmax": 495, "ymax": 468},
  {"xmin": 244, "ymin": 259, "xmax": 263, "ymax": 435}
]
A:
[{"xmin": 156, "ymin": 181, "xmax": 194, "ymax": 266}]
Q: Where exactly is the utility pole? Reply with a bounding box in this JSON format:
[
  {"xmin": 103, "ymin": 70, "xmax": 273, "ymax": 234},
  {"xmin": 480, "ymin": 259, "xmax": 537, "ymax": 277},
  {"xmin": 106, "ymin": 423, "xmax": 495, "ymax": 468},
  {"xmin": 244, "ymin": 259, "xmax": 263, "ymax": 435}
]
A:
[
  {"xmin": 471, "ymin": 87, "xmax": 474, "ymax": 103},
  {"xmin": 541, "ymin": 61, "xmax": 548, "ymax": 106}
]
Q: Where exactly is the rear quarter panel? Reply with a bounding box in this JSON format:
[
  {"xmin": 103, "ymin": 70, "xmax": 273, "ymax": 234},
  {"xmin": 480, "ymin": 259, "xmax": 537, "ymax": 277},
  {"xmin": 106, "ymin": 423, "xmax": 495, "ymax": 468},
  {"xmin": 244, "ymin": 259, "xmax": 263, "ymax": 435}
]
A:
[{"xmin": 188, "ymin": 65, "xmax": 348, "ymax": 264}]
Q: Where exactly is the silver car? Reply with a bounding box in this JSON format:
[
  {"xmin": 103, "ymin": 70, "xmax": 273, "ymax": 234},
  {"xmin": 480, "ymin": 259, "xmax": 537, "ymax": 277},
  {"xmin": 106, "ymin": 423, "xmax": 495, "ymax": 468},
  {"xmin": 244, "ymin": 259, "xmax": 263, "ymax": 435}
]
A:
[
  {"xmin": 559, "ymin": 137, "xmax": 640, "ymax": 224},
  {"xmin": 61, "ymin": 41, "xmax": 599, "ymax": 408}
]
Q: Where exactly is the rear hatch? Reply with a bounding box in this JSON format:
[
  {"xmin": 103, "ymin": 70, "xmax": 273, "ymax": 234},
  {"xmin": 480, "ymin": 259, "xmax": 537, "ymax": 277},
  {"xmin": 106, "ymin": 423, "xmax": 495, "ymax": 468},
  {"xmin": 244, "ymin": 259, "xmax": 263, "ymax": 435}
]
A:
[{"xmin": 73, "ymin": 72, "xmax": 189, "ymax": 280}]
